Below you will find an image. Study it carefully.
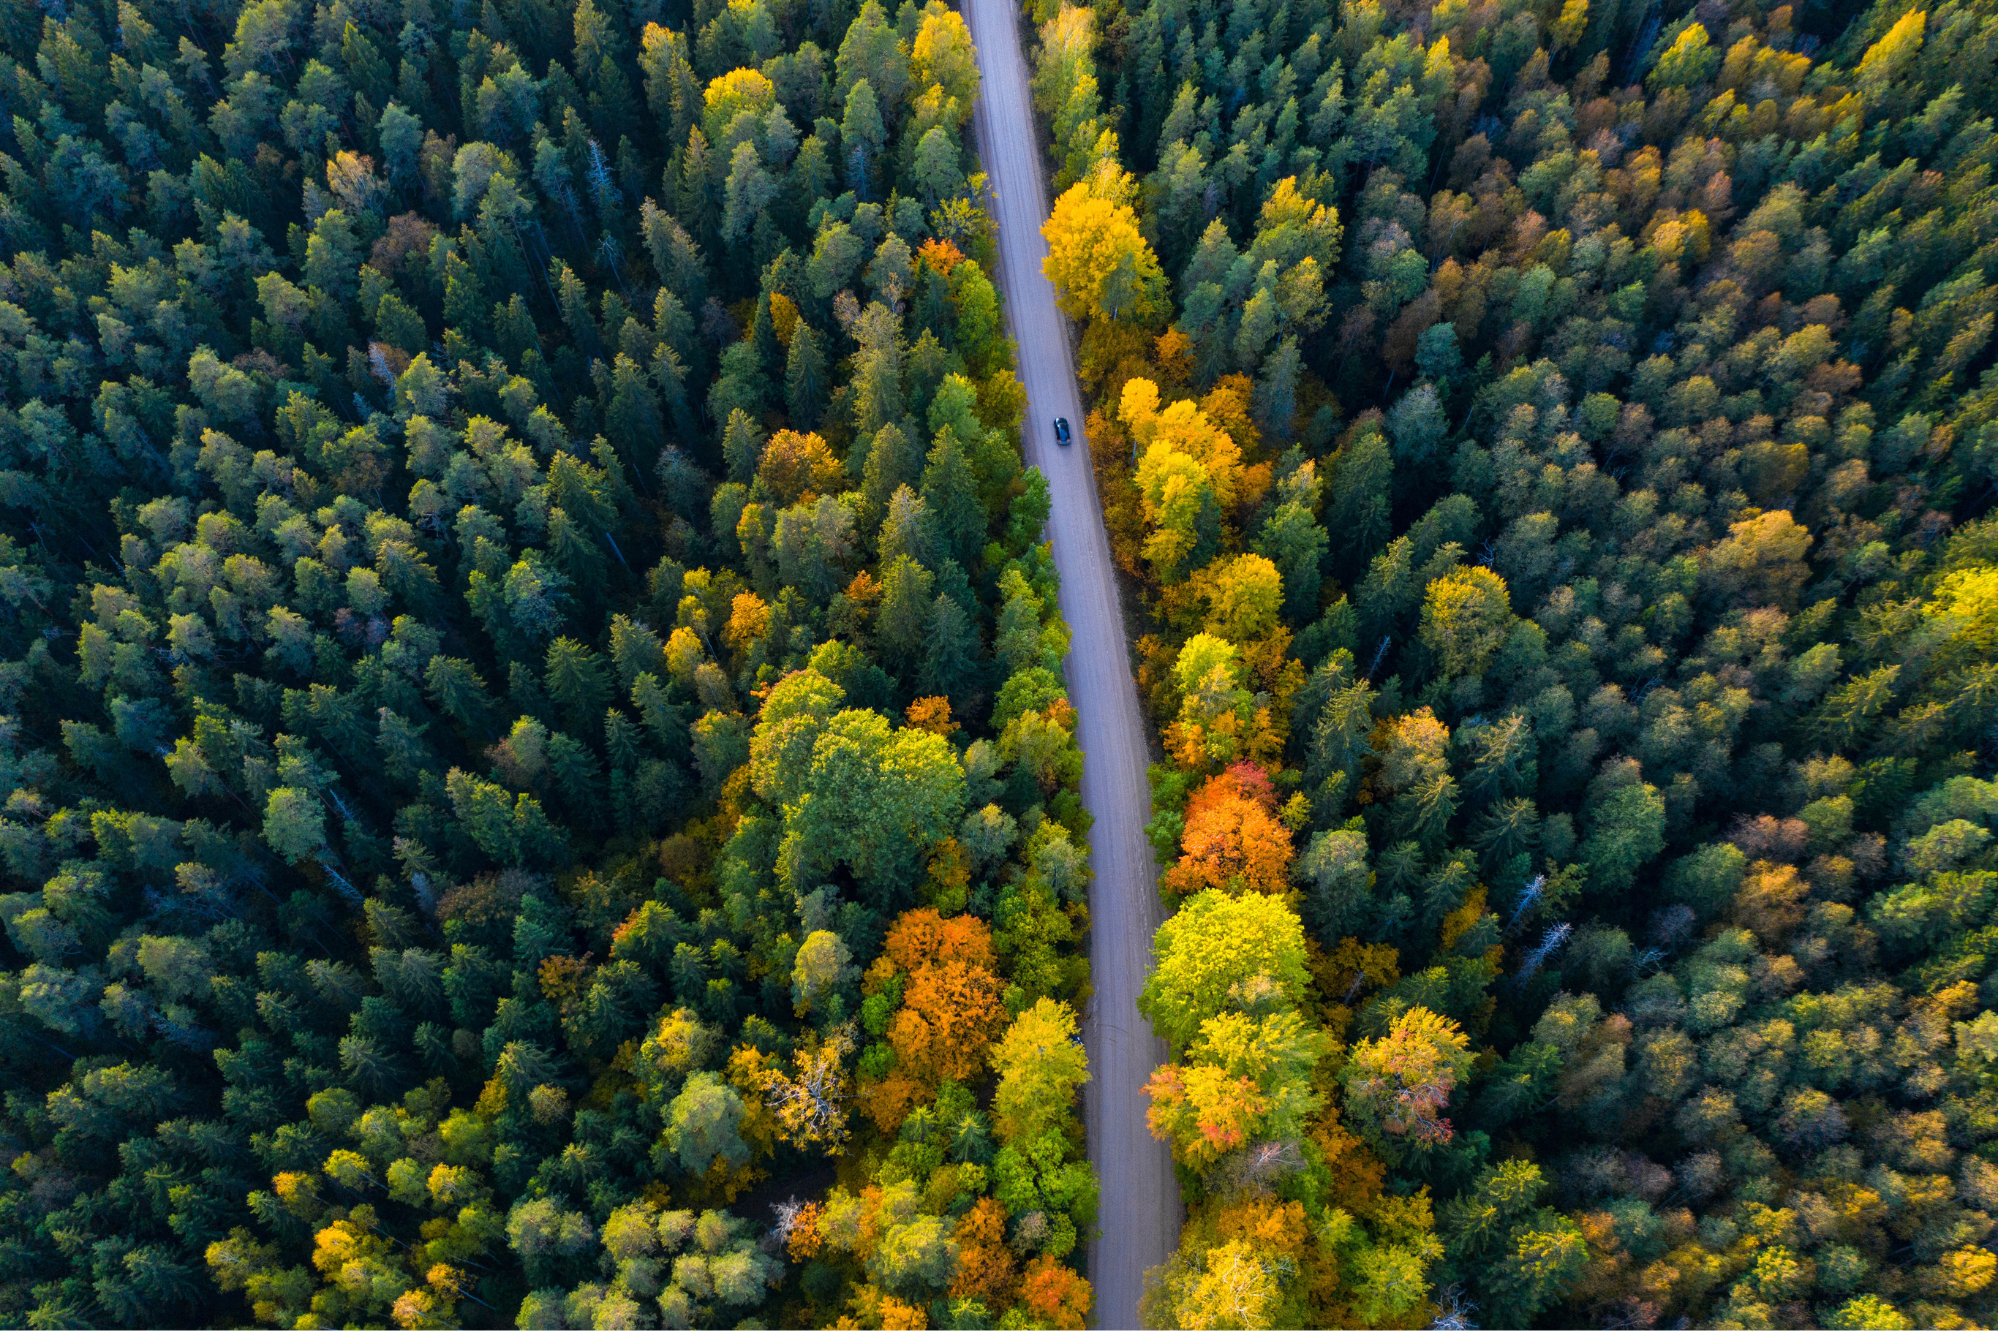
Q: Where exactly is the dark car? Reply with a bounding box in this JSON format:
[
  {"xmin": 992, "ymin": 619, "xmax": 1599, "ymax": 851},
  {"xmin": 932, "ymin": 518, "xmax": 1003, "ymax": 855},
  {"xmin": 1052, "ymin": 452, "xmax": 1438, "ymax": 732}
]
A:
[{"xmin": 1054, "ymin": 416, "xmax": 1072, "ymax": 446}]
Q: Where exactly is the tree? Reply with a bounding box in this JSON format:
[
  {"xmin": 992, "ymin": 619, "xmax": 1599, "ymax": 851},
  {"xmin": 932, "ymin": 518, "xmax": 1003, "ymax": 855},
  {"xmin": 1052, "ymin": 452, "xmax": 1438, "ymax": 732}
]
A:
[
  {"xmin": 835, "ymin": 0, "xmax": 911, "ymax": 114},
  {"xmin": 1326, "ymin": 423, "xmax": 1392, "ymax": 571},
  {"xmin": 912, "ymin": 4, "xmax": 980, "ymax": 111},
  {"xmin": 1138, "ymin": 890, "xmax": 1309, "ymax": 1051},
  {"xmin": 1419, "ymin": 566, "xmax": 1515, "ymax": 679},
  {"xmin": 783, "ymin": 710, "xmax": 967, "ymax": 901},
  {"xmin": 1295, "ymin": 827, "xmax": 1373, "ymax": 937},
  {"xmin": 544, "ymin": 636, "xmax": 612, "ymax": 733},
  {"xmin": 1122, "ymin": 379, "xmax": 1243, "ymax": 583},
  {"xmin": 786, "ymin": 321, "xmax": 829, "ymax": 428},
  {"xmin": 1145, "ymin": 1238, "xmax": 1284, "ymax": 1329},
  {"xmin": 1145, "ymin": 1059, "xmax": 1269, "ymax": 1170},
  {"xmin": 1253, "ymin": 500, "xmax": 1329, "ymax": 626},
  {"xmin": 992, "ymin": 998, "xmax": 1089, "ymax": 1143},
  {"xmin": 1159, "ymin": 765, "xmax": 1294, "ymax": 900},
  {"xmin": 1648, "ymin": 22, "xmax": 1719, "ymax": 90},
  {"xmin": 1168, "ymin": 634, "xmax": 1258, "ymax": 768},
  {"xmin": 919, "ymin": 594, "xmax": 983, "ymax": 705},
  {"xmin": 1706, "ymin": 509, "xmax": 1813, "ymax": 610},
  {"xmin": 842, "ymin": 81, "xmax": 888, "ymax": 195},
  {"xmin": 1578, "ymin": 761, "xmax": 1667, "ymax": 894},
  {"xmin": 912, "ymin": 127, "xmax": 965, "ymax": 207},
  {"xmin": 921, "ymin": 427, "xmax": 986, "ymax": 569},
  {"xmin": 1043, "ymin": 183, "xmax": 1168, "ymax": 325},
  {"xmin": 665, "ymin": 1071, "xmax": 752, "ymax": 1175},
  {"xmin": 759, "ymin": 429, "xmax": 844, "ymax": 504},
  {"xmin": 1192, "ymin": 554, "xmax": 1285, "ymax": 642},
  {"xmin": 1341, "ymin": 1006, "xmax": 1473, "ymax": 1150},
  {"xmin": 263, "ymin": 787, "xmax": 328, "ymax": 864},
  {"xmin": 1483, "ymin": 1216, "xmax": 1588, "ymax": 1325},
  {"xmin": 875, "ymin": 909, "xmax": 1008, "ymax": 1088}
]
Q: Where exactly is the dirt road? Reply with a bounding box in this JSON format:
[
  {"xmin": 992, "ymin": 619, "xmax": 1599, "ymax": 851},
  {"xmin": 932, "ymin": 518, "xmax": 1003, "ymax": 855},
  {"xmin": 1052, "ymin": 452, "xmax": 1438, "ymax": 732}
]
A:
[{"xmin": 962, "ymin": 0, "xmax": 1182, "ymax": 1322}]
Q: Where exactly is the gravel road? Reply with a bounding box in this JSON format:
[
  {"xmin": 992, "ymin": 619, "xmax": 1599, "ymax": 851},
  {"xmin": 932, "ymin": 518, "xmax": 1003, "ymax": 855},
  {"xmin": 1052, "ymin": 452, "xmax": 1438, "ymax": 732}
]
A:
[{"xmin": 962, "ymin": 0, "xmax": 1183, "ymax": 1322}]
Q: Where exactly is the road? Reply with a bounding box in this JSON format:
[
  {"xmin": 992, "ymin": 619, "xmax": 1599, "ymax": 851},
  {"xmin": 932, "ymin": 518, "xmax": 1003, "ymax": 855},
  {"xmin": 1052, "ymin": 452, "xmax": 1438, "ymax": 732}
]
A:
[{"xmin": 963, "ymin": 0, "xmax": 1182, "ymax": 1323}]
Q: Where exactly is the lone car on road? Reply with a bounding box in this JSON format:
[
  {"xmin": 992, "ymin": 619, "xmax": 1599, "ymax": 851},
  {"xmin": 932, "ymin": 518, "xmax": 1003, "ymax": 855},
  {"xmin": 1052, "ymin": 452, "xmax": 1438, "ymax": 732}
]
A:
[{"xmin": 1054, "ymin": 416, "xmax": 1072, "ymax": 446}]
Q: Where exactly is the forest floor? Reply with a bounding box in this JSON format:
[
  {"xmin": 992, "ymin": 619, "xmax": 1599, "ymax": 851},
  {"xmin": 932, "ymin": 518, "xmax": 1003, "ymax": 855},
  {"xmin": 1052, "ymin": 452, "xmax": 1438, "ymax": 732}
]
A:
[{"xmin": 962, "ymin": 0, "xmax": 1183, "ymax": 1322}]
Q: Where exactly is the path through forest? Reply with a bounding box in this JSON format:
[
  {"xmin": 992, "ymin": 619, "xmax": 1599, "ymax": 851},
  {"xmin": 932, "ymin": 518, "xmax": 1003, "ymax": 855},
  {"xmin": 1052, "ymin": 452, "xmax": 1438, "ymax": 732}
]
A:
[{"xmin": 963, "ymin": 0, "xmax": 1182, "ymax": 1322}]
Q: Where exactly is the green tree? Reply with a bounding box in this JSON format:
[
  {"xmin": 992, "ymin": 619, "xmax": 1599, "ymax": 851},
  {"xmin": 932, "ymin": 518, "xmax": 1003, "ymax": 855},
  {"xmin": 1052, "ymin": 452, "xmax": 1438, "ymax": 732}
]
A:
[
  {"xmin": 782, "ymin": 709, "xmax": 967, "ymax": 902},
  {"xmin": 664, "ymin": 1071, "xmax": 751, "ymax": 1175}
]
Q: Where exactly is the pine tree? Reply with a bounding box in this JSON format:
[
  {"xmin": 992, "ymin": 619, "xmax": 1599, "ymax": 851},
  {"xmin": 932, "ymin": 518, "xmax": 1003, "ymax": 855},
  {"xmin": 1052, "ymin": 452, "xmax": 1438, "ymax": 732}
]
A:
[{"xmin": 785, "ymin": 320, "xmax": 829, "ymax": 428}]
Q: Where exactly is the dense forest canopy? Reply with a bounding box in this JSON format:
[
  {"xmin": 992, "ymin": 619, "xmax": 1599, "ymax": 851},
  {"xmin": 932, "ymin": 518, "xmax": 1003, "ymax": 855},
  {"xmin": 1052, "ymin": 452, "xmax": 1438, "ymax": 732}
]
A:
[
  {"xmin": 0, "ymin": 0, "xmax": 1104, "ymax": 1325},
  {"xmin": 8, "ymin": 0, "xmax": 1998, "ymax": 1317},
  {"xmin": 1030, "ymin": 0, "xmax": 1998, "ymax": 1323}
]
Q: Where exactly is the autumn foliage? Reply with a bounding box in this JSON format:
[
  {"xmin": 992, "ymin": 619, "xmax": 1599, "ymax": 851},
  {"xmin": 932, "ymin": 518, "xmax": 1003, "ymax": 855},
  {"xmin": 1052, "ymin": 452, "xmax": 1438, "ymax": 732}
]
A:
[
  {"xmin": 861, "ymin": 910, "xmax": 1008, "ymax": 1129},
  {"xmin": 1159, "ymin": 762, "xmax": 1296, "ymax": 900},
  {"xmin": 1019, "ymin": 1254, "xmax": 1093, "ymax": 1329},
  {"xmin": 949, "ymin": 1198, "xmax": 1018, "ymax": 1305},
  {"xmin": 757, "ymin": 429, "xmax": 846, "ymax": 504}
]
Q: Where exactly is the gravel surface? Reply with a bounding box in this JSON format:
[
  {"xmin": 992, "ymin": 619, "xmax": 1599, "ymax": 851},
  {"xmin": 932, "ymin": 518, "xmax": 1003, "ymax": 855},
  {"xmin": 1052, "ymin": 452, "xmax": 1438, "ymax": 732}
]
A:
[{"xmin": 962, "ymin": 1, "xmax": 1183, "ymax": 1322}]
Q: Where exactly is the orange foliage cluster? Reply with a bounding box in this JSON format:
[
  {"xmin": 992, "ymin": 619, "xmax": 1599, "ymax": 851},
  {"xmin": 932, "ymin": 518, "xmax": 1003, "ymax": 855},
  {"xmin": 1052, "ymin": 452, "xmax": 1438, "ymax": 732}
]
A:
[
  {"xmin": 881, "ymin": 908, "xmax": 997, "ymax": 974},
  {"xmin": 1211, "ymin": 1197, "xmax": 1310, "ymax": 1256},
  {"xmin": 860, "ymin": 911, "xmax": 1008, "ymax": 1130},
  {"xmin": 1159, "ymin": 762, "xmax": 1296, "ymax": 899},
  {"xmin": 949, "ymin": 1198, "xmax": 1018, "ymax": 1306},
  {"xmin": 536, "ymin": 953, "xmax": 592, "ymax": 1005},
  {"xmin": 904, "ymin": 696, "xmax": 954, "ymax": 735},
  {"xmin": 1019, "ymin": 1254, "xmax": 1093, "ymax": 1329},
  {"xmin": 916, "ymin": 237, "xmax": 966, "ymax": 275},
  {"xmin": 786, "ymin": 1201, "xmax": 825, "ymax": 1260},
  {"xmin": 1312, "ymin": 1105, "xmax": 1389, "ymax": 1217},
  {"xmin": 843, "ymin": 568, "xmax": 880, "ymax": 605}
]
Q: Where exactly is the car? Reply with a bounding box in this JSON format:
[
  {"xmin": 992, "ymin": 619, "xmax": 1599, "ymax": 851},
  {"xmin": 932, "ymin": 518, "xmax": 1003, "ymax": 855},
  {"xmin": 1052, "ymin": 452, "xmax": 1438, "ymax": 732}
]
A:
[{"xmin": 1054, "ymin": 416, "xmax": 1072, "ymax": 446}]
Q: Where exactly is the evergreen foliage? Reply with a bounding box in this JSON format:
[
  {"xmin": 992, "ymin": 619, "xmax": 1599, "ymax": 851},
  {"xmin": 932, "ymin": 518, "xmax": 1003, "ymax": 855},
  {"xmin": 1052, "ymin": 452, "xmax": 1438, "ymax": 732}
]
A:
[{"xmin": 0, "ymin": 0, "xmax": 1095, "ymax": 1325}]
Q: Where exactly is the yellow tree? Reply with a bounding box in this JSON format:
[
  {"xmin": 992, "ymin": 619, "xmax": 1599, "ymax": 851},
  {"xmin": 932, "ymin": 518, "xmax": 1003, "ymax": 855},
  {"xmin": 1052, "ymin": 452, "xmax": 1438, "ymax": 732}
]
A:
[
  {"xmin": 1189, "ymin": 553, "xmax": 1285, "ymax": 641},
  {"xmin": 1043, "ymin": 184, "xmax": 1167, "ymax": 325},
  {"xmin": 1854, "ymin": 8, "xmax": 1926, "ymax": 95},
  {"xmin": 1168, "ymin": 634, "xmax": 1257, "ymax": 768},
  {"xmin": 757, "ymin": 429, "xmax": 844, "ymax": 503},
  {"xmin": 1122, "ymin": 378, "xmax": 1244, "ymax": 584},
  {"xmin": 1145, "ymin": 1237, "xmax": 1284, "ymax": 1329},
  {"xmin": 911, "ymin": 1, "xmax": 979, "ymax": 112},
  {"xmin": 1144, "ymin": 1062, "xmax": 1268, "ymax": 1169},
  {"xmin": 1707, "ymin": 508, "xmax": 1813, "ymax": 609},
  {"xmin": 991, "ymin": 997, "xmax": 1090, "ymax": 1142},
  {"xmin": 729, "ymin": 1023, "xmax": 859, "ymax": 1152},
  {"xmin": 702, "ymin": 67, "xmax": 777, "ymax": 145},
  {"xmin": 1341, "ymin": 1005, "xmax": 1474, "ymax": 1150},
  {"xmin": 1418, "ymin": 565, "xmax": 1515, "ymax": 679},
  {"xmin": 1124, "ymin": 379, "xmax": 1244, "ymax": 500}
]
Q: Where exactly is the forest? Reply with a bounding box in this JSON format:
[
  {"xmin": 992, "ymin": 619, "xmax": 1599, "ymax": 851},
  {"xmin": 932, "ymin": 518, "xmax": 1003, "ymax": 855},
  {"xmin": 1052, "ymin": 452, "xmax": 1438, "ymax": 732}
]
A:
[
  {"xmin": 0, "ymin": 0, "xmax": 1107, "ymax": 1325},
  {"xmin": 4, "ymin": 0, "xmax": 1998, "ymax": 1317},
  {"xmin": 1026, "ymin": 0, "xmax": 1998, "ymax": 1323}
]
